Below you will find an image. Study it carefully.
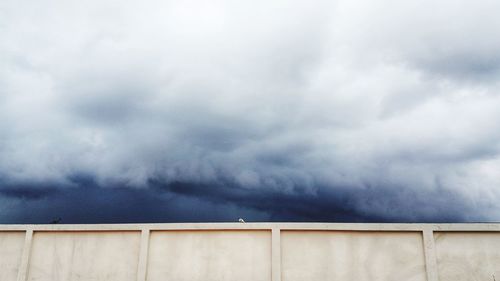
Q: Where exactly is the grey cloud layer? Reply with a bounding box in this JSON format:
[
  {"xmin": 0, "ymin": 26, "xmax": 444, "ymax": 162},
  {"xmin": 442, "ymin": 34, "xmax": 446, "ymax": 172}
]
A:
[{"xmin": 1, "ymin": 0, "xmax": 500, "ymax": 221}]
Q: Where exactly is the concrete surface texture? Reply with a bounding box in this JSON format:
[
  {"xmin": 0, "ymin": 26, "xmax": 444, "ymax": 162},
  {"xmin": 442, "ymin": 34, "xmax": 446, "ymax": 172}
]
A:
[{"xmin": 0, "ymin": 223, "xmax": 499, "ymax": 281}]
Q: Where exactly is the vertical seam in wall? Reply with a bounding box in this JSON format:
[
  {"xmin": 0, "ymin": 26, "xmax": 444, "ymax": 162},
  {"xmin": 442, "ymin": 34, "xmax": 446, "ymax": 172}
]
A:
[
  {"xmin": 136, "ymin": 229, "xmax": 151, "ymax": 281},
  {"xmin": 16, "ymin": 229, "xmax": 33, "ymax": 281},
  {"xmin": 423, "ymin": 229, "xmax": 439, "ymax": 281},
  {"xmin": 272, "ymin": 228, "xmax": 281, "ymax": 281}
]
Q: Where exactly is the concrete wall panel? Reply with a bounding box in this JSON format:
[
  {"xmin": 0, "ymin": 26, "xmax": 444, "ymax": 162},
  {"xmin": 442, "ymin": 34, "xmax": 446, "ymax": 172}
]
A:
[
  {"xmin": 0, "ymin": 232, "xmax": 25, "ymax": 281},
  {"xmin": 435, "ymin": 232, "xmax": 500, "ymax": 281},
  {"xmin": 27, "ymin": 231, "xmax": 141, "ymax": 281},
  {"xmin": 146, "ymin": 230, "xmax": 271, "ymax": 281},
  {"xmin": 2, "ymin": 224, "xmax": 500, "ymax": 281},
  {"xmin": 281, "ymin": 231, "xmax": 427, "ymax": 281}
]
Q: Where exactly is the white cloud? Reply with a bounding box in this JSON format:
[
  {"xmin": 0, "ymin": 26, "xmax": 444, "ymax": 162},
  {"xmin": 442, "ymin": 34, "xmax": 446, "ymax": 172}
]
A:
[{"xmin": 1, "ymin": 0, "xmax": 500, "ymax": 219}]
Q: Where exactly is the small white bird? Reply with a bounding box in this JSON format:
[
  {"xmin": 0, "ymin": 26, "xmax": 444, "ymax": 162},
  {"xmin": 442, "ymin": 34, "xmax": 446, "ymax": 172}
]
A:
[{"xmin": 238, "ymin": 218, "xmax": 246, "ymax": 223}]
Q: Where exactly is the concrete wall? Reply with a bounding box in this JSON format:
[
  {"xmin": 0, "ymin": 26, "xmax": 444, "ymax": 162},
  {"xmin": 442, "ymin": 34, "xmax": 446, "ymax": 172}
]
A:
[{"xmin": 0, "ymin": 223, "xmax": 499, "ymax": 281}]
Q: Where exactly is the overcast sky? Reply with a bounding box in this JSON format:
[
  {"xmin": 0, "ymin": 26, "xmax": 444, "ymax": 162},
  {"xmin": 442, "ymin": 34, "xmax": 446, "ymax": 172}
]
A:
[{"xmin": 1, "ymin": 0, "xmax": 500, "ymax": 223}]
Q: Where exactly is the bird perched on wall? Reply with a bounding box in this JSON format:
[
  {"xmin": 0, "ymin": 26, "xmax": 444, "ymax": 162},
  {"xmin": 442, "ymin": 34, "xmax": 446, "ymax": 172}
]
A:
[{"xmin": 238, "ymin": 218, "xmax": 245, "ymax": 223}]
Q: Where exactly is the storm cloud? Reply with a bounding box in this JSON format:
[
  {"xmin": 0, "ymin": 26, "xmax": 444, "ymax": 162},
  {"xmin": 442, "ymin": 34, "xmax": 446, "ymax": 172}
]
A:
[{"xmin": 1, "ymin": 0, "xmax": 500, "ymax": 223}]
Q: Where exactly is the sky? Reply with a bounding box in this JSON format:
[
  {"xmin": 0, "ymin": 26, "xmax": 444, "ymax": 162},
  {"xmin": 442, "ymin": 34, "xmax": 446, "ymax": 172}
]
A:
[{"xmin": 1, "ymin": 0, "xmax": 500, "ymax": 223}]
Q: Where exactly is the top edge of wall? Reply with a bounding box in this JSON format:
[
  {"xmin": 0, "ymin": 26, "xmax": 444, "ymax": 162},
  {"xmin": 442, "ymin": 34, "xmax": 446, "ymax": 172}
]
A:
[{"xmin": 1, "ymin": 223, "xmax": 500, "ymax": 232}]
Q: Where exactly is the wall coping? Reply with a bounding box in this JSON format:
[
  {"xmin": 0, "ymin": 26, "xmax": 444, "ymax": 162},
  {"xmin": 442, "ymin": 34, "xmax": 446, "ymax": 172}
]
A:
[{"xmin": 1, "ymin": 222, "xmax": 500, "ymax": 232}]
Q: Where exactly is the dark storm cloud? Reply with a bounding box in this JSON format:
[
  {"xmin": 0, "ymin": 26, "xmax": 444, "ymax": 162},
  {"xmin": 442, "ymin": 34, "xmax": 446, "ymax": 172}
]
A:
[
  {"xmin": 0, "ymin": 187, "xmax": 59, "ymax": 200},
  {"xmin": 1, "ymin": 0, "xmax": 500, "ymax": 223},
  {"xmin": 0, "ymin": 177, "xmax": 270, "ymax": 223},
  {"xmin": 154, "ymin": 181, "xmax": 473, "ymax": 222},
  {"xmin": 0, "ymin": 178, "xmax": 480, "ymax": 224}
]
